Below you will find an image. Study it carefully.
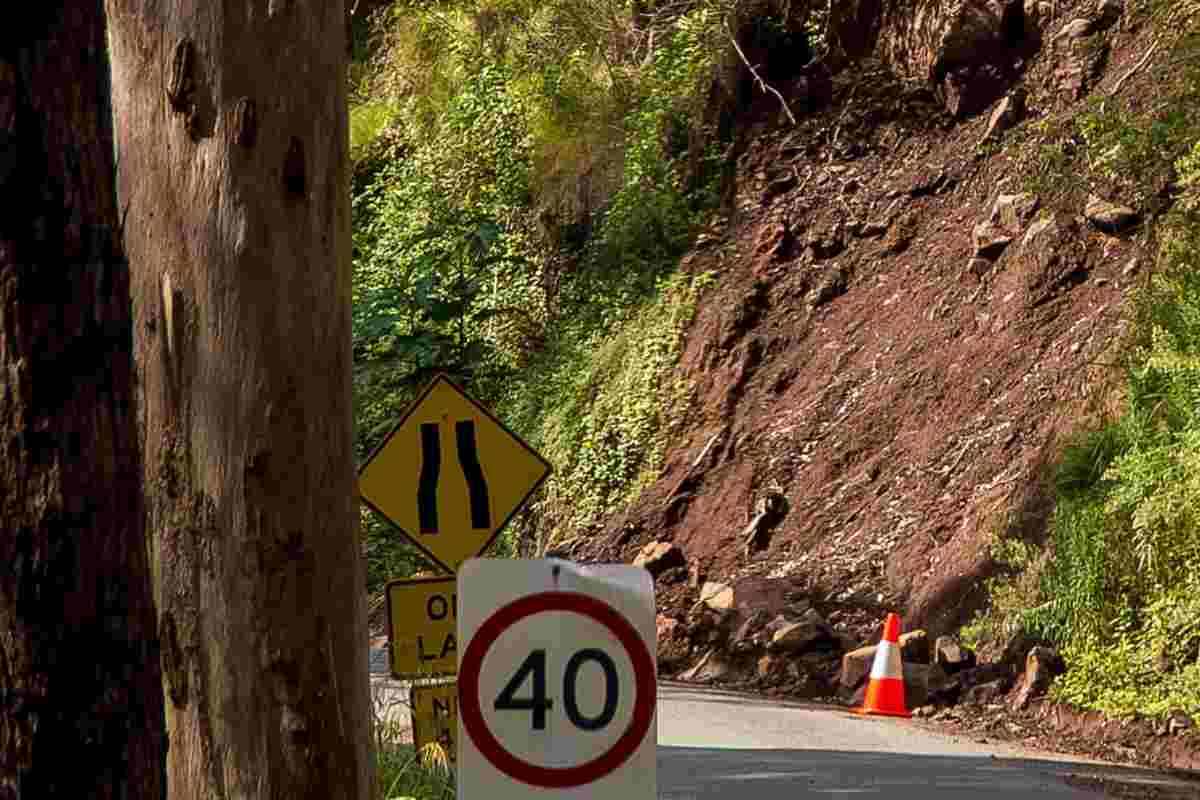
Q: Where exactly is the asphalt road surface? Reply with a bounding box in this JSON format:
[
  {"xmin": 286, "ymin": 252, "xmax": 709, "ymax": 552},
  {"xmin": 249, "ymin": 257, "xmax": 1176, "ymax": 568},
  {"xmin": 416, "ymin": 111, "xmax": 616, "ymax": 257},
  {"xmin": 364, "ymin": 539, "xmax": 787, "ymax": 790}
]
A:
[
  {"xmin": 366, "ymin": 649, "xmax": 1199, "ymax": 798},
  {"xmin": 656, "ymin": 683, "xmax": 1200, "ymax": 798}
]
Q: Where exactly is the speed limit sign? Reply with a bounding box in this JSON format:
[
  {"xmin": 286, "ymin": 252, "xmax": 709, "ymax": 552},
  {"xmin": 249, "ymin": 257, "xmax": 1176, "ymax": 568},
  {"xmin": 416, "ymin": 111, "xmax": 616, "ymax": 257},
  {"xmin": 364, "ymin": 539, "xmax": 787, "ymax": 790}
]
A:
[{"xmin": 457, "ymin": 558, "xmax": 656, "ymax": 799}]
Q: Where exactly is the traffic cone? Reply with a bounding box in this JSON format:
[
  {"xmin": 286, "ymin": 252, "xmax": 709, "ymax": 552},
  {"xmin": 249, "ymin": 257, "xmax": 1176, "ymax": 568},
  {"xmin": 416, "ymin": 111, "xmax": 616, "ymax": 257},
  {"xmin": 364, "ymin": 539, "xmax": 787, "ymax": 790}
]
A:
[{"xmin": 852, "ymin": 612, "xmax": 911, "ymax": 718}]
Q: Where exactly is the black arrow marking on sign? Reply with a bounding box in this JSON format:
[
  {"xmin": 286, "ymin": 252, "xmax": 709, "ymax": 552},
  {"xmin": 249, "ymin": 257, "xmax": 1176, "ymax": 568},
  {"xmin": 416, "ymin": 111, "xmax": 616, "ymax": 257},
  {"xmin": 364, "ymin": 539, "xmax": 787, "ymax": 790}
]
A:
[
  {"xmin": 418, "ymin": 423, "xmax": 441, "ymax": 533},
  {"xmin": 416, "ymin": 420, "xmax": 491, "ymax": 534},
  {"xmin": 456, "ymin": 420, "xmax": 491, "ymax": 530}
]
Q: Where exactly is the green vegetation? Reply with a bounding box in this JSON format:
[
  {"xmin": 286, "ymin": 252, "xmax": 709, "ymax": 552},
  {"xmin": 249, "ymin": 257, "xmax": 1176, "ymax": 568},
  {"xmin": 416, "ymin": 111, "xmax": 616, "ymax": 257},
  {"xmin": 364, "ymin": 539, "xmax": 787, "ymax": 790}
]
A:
[
  {"xmin": 348, "ymin": 0, "xmax": 786, "ymax": 584},
  {"xmin": 968, "ymin": 18, "xmax": 1200, "ymax": 718},
  {"xmin": 372, "ymin": 684, "xmax": 455, "ymax": 800}
]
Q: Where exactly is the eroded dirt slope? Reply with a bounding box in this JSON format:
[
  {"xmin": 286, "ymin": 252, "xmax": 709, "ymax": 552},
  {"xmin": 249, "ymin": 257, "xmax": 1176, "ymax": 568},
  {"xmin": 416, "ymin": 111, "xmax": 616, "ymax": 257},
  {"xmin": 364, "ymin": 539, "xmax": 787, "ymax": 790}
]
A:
[{"xmin": 572, "ymin": 0, "xmax": 1167, "ymax": 644}]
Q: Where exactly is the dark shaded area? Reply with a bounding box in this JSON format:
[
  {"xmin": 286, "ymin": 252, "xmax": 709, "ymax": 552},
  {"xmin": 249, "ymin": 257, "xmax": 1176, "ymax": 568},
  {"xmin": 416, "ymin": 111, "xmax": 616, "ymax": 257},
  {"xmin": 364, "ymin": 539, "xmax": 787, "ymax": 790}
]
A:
[{"xmin": 659, "ymin": 745, "xmax": 1200, "ymax": 799}]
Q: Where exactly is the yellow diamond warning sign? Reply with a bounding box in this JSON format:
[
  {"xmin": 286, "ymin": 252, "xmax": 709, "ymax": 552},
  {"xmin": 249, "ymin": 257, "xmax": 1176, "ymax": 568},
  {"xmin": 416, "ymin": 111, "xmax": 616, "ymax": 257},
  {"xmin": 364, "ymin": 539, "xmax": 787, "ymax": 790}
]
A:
[
  {"xmin": 358, "ymin": 374, "xmax": 552, "ymax": 573},
  {"xmin": 387, "ymin": 576, "xmax": 457, "ymax": 679}
]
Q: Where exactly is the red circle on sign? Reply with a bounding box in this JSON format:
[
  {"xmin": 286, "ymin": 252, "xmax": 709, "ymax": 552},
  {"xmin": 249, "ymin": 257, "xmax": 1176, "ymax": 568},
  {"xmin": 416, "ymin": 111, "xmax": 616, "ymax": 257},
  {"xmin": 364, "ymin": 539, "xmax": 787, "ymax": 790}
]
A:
[{"xmin": 458, "ymin": 591, "xmax": 656, "ymax": 788}]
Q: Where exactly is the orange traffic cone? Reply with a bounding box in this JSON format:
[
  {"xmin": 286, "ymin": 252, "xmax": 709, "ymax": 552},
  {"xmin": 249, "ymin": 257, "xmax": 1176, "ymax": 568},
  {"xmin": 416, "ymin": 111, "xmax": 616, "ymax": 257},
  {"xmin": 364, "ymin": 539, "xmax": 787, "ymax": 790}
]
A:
[{"xmin": 852, "ymin": 612, "xmax": 911, "ymax": 718}]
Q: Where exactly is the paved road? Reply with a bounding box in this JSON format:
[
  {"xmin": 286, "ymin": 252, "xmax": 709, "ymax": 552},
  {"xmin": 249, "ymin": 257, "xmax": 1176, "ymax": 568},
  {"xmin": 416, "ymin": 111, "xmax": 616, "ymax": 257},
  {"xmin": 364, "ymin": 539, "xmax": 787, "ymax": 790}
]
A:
[
  {"xmin": 366, "ymin": 650, "xmax": 1199, "ymax": 798},
  {"xmin": 657, "ymin": 683, "xmax": 1199, "ymax": 798}
]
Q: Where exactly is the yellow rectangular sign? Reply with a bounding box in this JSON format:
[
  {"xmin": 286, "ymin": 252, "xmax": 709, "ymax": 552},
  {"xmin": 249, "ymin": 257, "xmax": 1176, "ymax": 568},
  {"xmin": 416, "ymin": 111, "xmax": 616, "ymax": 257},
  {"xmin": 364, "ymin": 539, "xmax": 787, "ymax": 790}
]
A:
[
  {"xmin": 411, "ymin": 681, "xmax": 457, "ymax": 764},
  {"xmin": 387, "ymin": 576, "xmax": 457, "ymax": 679}
]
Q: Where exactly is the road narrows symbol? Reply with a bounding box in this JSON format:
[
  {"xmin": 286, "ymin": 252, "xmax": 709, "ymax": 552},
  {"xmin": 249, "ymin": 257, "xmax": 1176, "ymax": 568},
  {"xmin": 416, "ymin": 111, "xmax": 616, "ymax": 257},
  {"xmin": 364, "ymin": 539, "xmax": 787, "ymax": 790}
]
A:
[
  {"xmin": 418, "ymin": 423, "xmax": 441, "ymax": 533},
  {"xmin": 455, "ymin": 420, "xmax": 491, "ymax": 529},
  {"xmin": 417, "ymin": 420, "xmax": 492, "ymax": 534}
]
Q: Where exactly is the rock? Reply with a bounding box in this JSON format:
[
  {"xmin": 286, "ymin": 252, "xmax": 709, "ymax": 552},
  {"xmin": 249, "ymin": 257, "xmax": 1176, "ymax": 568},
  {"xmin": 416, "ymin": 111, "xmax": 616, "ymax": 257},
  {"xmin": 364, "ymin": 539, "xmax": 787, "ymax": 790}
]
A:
[
  {"xmin": 964, "ymin": 678, "xmax": 1008, "ymax": 705},
  {"xmin": 769, "ymin": 608, "xmax": 832, "ymax": 654},
  {"xmin": 634, "ymin": 541, "xmax": 685, "ymax": 576},
  {"xmin": 1012, "ymin": 646, "xmax": 1065, "ymax": 708},
  {"xmin": 1094, "ymin": 0, "xmax": 1123, "ymax": 29},
  {"xmin": 934, "ymin": 636, "xmax": 977, "ymax": 674},
  {"xmin": 899, "ymin": 630, "xmax": 930, "ymax": 664},
  {"xmin": 943, "ymin": 61, "xmax": 1010, "ymax": 119},
  {"xmin": 657, "ymin": 615, "xmax": 691, "ymax": 673},
  {"xmin": 1085, "ymin": 195, "xmax": 1138, "ymax": 232},
  {"xmin": 903, "ymin": 662, "xmax": 932, "ymax": 708},
  {"xmin": 699, "ymin": 581, "xmax": 735, "ymax": 611},
  {"xmin": 990, "ymin": 192, "xmax": 1040, "ymax": 233},
  {"xmin": 658, "ymin": 565, "xmax": 688, "ymax": 585},
  {"xmin": 914, "ymin": 704, "xmax": 937, "ymax": 718},
  {"xmin": 1168, "ymin": 710, "xmax": 1195, "ymax": 736},
  {"xmin": 1056, "ymin": 18, "xmax": 1093, "ymax": 42},
  {"xmin": 925, "ymin": 663, "xmax": 957, "ymax": 704},
  {"xmin": 687, "ymin": 562, "xmax": 705, "ymax": 589},
  {"xmin": 1123, "ymin": 257, "xmax": 1140, "ymax": 278},
  {"xmin": 731, "ymin": 609, "xmax": 772, "ymax": 653},
  {"xmin": 981, "ymin": 88, "xmax": 1027, "ymax": 141},
  {"xmin": 965, "ymin": 256, "xmax": 993, "ymax": 278},
  {"xmin": 840, "ymin": 644, "xmax": 878, "ymax": 693},
  {"xmin": 679, "ymin": 648, "xmax": 738, "ymax": 683},
  {"xmin": 973, "ymin": 220, "xmax": 1014, "ymax": 259},
  {"xmin": 959, "ymin": 662, "xmax": 1014, "ymax": 694}
]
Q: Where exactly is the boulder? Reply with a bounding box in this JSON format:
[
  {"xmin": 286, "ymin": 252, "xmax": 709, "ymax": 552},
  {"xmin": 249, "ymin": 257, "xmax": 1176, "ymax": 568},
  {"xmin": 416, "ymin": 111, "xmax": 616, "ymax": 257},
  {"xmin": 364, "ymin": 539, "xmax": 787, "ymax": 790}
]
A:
[
  {"xmin": 1085, "ymin": 195, "xmax": 1138, "ymax": 232},
  {"xmin": 899, "ymin": 630, "xmax": 930, "ymax": 664},
  {"xmin": 730, "ymin": 609, "xmax": 772, "ymax": 653},
  {"xmin": 698, "ymin": 581, "xmax": 735, "ymax": 611},
  {"xmin": 656, "ymin": 615, "xmax": 691, "ymax": 673},
  {"xmin": 840, "ymin": 645, "xmax": 878, "ymax": 693},
  {"xmin": 981, "ymin": 88, "xmax": 1027, "ymax": 141},
  {"xmin": 634, "ymin": 541, "xmax": 685, "ymax": 576},
  {"xmin": 769, "ymin": 608, "xmax": 832, "ymax": 654},
  {"xmin": 973, "ymin": 220, "xmax": 1014, "ymax": 259},
  {"xmin": 679, "ymin": 648, "xmax": 739, "ymax": 683},
  {"xmin": 990, "ymin": 192, "xmax": 1040, "ymax": 233},
  {"xmin": 903, "ymin": 662, "xmax": 932, "ymax": 708},
  {"xmin": 1012, "ymin": 646, "xmax": 1065, "ymax": 708},
  {"xmin": 964, "ymin": 678, "xmax": 1008, "ymax": 705},
  {"xmin": 873, "ymin": 0, "xmax": 1024, "ymax": 116},
  {"xmin": 934, "ymin": 636, "xmax": 977, "ymax": 674}
]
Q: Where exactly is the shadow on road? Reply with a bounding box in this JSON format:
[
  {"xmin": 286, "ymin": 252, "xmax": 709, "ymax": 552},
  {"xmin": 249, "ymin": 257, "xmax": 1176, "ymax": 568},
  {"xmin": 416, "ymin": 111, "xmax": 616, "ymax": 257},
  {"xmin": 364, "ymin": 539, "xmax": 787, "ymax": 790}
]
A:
[{"xmin": 658, "ymin": 746, "xmax": 1200, "ymax": 798}]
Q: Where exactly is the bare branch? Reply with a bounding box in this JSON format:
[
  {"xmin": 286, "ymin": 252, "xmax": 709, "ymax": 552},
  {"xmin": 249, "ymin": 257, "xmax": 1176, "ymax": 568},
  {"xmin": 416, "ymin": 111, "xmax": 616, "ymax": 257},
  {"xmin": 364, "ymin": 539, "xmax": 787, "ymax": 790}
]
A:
[{"xmin": 724, "ymin": 21, "xmax": 797, "ymax": 126}]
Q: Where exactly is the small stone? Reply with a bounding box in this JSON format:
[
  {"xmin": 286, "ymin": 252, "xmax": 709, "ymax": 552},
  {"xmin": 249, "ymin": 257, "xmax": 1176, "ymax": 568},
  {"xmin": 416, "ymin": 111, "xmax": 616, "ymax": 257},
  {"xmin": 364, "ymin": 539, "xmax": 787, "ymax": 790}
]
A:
[
  {"xmin": 1057, "ymin": 18, "xmax": 1093, "ymax": 42},
  {"xmin": 1168, "ymin": 711, "xmax": 1195, "ymax": 736},
  {"xmin": 934, "ymin": 636, "xmax": 976, "ymax": 674},
  {"xmin": 1012, "ymin": 646, "xmax": 1065, "ymax": 709},
  {"xmin": 699, "ymin": 581, "xmax": 735, "ymax": 611},
  {"xmin": 914, "ymin": 704, "xmax": 936, "ymax": 718},
  {"xmin": 966, "ymin": 257, "xmax": 993, "ymax": 278},
  {"xmin": 1085, "ymin": 194, "xmax": 1138, "ymax": 232},
  {"xmin": 769, "ymin": 608, "xmax": 831, "ymax": 654},
  {"xmin": 1123, "ymin": 257, "xmax": 1140, "ymax": 278},
  {"xmin": 679, "ymin": 648, "xmax": 738, "ymax": 683},
  {"xmin": 990, "ymin": 192, "xmax": 1040, "ymax": 233},
  {"xmin": 633, "ymin": 541, "xmax": 686, "ymax": 576},
  {"xmin": 982, "ymin": 89, "xmax": 1027, "ymax": 141},
  {"xmin": 899, "ymin": 630, "xmax": 930, "ymax": 664},
  {"xmin": 973, "ymin": 221, "xmax": 1014, "ymax": 259},
  {"xmin": 964, "ymin": 678, "xmax": 1007, "ymax": 705},
  {"xmin": 1095, "ymin": 0, "xmax": 1123, "ymax": 28}
]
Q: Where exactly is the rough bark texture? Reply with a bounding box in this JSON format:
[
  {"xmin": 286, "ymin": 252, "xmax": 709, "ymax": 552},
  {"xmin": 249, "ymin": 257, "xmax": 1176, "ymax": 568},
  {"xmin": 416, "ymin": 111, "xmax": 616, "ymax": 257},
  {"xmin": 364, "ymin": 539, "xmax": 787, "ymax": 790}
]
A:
[
  {"xmin": 104, "ymin": 2, "xmax": 371, "ymax": 798},
  {"xmin": 0, "ymin": 4, "xmax": 166, "ymax": 799}
]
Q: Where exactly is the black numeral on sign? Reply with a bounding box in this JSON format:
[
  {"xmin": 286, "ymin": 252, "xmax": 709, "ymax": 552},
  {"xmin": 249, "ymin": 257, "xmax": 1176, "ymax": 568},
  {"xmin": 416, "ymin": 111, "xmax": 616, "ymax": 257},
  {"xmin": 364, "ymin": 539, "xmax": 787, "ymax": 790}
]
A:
[
  {"xmin": 494, "ymin": 649, "xmax": 619, "ymax": 732},
  {"xmin": 416, "ymin": 420, "xmax": 492, "ymax": 534},
  {"xmin": 563, "ymin": 649, "xmax": 619, "ymax": 730},
  {"xmin": 495, "ymin": 650, "xmax": 553, "ymax": 730}
]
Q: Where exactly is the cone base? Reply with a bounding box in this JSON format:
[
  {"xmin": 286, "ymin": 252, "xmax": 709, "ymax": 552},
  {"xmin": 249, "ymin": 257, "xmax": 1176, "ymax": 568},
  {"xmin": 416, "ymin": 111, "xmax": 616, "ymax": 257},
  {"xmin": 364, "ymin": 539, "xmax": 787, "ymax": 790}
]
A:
[{"xmin": 851, "ymin": 706, "xmax": 912, "ymax": 719}]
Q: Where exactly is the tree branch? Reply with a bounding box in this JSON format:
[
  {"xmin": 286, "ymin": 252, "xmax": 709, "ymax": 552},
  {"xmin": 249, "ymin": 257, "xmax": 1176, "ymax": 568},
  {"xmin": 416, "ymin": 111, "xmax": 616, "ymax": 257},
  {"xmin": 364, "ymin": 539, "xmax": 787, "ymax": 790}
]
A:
[{"xmin": 725, "ymin": 22, "xmax": 797, "ymax": 126}]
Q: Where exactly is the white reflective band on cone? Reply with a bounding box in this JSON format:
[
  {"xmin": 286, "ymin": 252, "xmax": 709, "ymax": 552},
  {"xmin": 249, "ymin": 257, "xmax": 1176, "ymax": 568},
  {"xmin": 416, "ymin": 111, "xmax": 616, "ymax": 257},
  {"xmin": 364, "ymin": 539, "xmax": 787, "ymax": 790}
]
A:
[{"xmin": 869, "ymin": 639, "xmax": 902, "ymax": 680}]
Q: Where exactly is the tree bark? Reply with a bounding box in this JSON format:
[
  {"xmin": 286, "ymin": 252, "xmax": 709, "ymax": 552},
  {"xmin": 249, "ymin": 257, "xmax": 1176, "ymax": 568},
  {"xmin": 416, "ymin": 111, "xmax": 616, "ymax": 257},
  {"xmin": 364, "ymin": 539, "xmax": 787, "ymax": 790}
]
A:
[
  {"xmin": 104, "ymin": 2, "xmax": 371, "ymax": 799},
  {"xmin": 0, "ymin": 4, "xmax": 166, "ymax": 799}
]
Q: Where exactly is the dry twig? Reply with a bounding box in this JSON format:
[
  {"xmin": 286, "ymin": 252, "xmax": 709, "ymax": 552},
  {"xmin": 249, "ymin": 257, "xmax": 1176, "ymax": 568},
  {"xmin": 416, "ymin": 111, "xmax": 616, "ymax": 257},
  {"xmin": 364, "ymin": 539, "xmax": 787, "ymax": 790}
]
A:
[{"xmin": 725, "ymin": 22, "xmax": 797, "ymax": 126}]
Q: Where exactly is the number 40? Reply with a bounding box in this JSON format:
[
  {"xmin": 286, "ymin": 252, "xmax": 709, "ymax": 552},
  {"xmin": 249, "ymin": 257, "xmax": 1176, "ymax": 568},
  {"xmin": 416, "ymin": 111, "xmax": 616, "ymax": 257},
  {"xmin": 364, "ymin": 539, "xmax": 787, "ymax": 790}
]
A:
[{"xmin": 494, "ymin": 649, "xmax": 619, "ymax": 731}]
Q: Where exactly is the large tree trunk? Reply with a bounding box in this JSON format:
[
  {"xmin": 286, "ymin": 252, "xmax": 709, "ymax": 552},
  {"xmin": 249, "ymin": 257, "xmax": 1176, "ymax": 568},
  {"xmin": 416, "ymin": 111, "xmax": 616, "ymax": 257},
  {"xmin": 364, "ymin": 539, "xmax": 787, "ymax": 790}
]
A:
[
  {"xmin": 0, "ymin": 4, "xmax": 166, "ymax": 799},
  {"xmin": 104, "ymin": 2, "xmax": 371, "ymax": 799}
]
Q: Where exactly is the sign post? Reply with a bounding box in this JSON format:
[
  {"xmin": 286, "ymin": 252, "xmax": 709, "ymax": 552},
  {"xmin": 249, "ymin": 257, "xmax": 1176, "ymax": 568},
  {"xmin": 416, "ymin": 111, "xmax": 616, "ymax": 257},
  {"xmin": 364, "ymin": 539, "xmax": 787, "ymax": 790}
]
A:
[
  {"xmin": 456, "ymin": 558, "xmax": 656, "ymax": 800},
  {"xmin": 358, "ymin": 373, "xmax": 555, "ymax": 749}
]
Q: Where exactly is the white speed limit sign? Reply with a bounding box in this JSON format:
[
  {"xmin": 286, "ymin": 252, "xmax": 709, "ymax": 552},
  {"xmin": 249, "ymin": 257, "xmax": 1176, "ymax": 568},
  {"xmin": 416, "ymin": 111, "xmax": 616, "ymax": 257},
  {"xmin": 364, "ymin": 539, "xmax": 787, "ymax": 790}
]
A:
[{"xmin": 457, "ymin": 558, "xmax": 656, "ymax": 800}]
